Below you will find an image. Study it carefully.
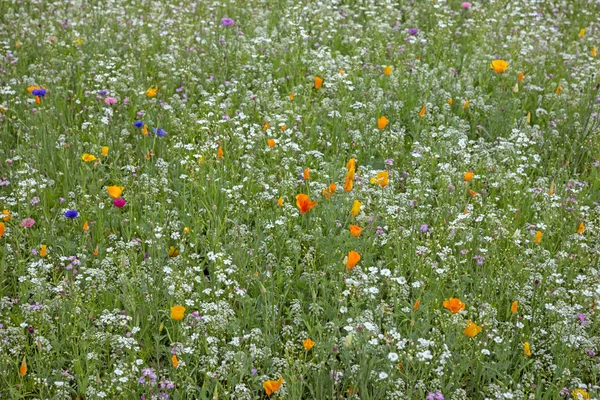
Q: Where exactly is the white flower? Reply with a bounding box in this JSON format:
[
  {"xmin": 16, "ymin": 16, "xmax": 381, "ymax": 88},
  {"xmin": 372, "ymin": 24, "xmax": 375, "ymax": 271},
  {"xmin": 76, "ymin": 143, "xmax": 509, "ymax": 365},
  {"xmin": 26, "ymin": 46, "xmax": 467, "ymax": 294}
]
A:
[
  {"xmin": 388, "ymin": 352, "xmax": 399, "ymax": 362},
  {"xmin": 378, "ymin": 371, "xmax": 388, "ymax": 380}
]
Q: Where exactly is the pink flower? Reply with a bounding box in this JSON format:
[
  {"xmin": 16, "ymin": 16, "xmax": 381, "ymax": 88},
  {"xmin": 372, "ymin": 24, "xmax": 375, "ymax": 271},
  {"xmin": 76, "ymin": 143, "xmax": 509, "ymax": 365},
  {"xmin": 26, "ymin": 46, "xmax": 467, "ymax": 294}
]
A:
[
  {"xmin": 21, "ymin": 217, "xmax": 35, "ymax": 228},
  {"xmin": 461, "ymin": 2, "xmax": 471, "ymax": 8},
  {"xmin": 113, "ymin": 198, "xmax": 126, "ymax": 208},
  {"xmin": 104, "ymin": 97, "xmax": 117, "ymax": 105}
]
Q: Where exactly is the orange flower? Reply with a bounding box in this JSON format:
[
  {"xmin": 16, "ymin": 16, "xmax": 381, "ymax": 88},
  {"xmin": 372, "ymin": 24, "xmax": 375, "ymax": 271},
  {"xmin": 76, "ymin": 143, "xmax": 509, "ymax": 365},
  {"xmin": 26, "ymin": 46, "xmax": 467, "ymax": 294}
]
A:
[
  {"xmin": 217, "ymin": 146, "xmax": 223, "ymax": 159},
  {"xmin": 448, "ymin": 98, "xmax": 453, "ymax": 105},
  {"xmin": 101, "ymin": 146, "xmax": 109, "ymax": 157},
  {"xmin": 289, "ymin": 93, "xmax": 294, "ymax": 101},
  {"xmin": 171, "ymin": 354, "xmax": 179, "ymax": 368},
  {"xmin": 277, "ymin": 197, "xmax": 284, "ymax": 206},
  {"xmin": 83, "ymin": 221, "xmax": 89, "ymax": 231},
  {"xmin": 263, "ymin": 122, "xmax": 270, "ymax": 130},
  {"xmin": 303, "ymin": 338, "xmax": 315, "ymax": 351},
  {"xmin": 145, "ymin": 86, "xmax": 158, "ymax": 98},
  {"xmin": 511, "ymin": 301, "xmax": 518, "ymax": 314},
  {"xmin": 346, "ymin": 250, "xmax": 360, "ymax": 270},
  {"xmin": 40, "ymin": 244, "xmax": 47, "ymax": 257},
  {"xmin": 349, "ymin": 225, "xmax": 362, "ymax": 238},
  {"xmin": 463, "ymin": 99, "xmax": 469, "ymax": 110},
  {"xmin": 344, "ymin": 175, "xmax": 353, "ymax": 192},
  {"xmin": 413, "ymin": 299, "xmax": 421, "ymax": 310},
  {"xmin": 35, "ymin": 96, "xmax": 40, "ymax": 105},
  {"xmin": 263, "ymin": 378, "xmax": 283, "ymax": 396},
  {"xmin": 350, "ymin": 200, "xmax": 362, "ymax": 216},
  {"xmin": 383, "ymin": 66, "xmax": 393, "ymax": 76},
  {"xmin": 268, "ymin": 139, "xmax": 276, "ymax": 148},
  {"xmin": 168, "ymin": 246, "xmax": 180, "ymax": 257},
  {"xmin": 346, "ymin": 158, "xmax": 356, "ymax": 170},
  {"xmin": 314, "ymin": 76, "xmax": 323, "ymax": 89},
  {"xmin": 518, "ymin": 72, "xmax": 524, "ymax": 82},
  {"xmin": 280, "ymin": 124, "xmax": 286, "ymax": 132},
  {"xmin": 579, "ymin": 28, "xmax": 585, "ymax": 38},
  {"xmin": 376, "ymin": 171, "xmax": 389, "ymax": 187},
  {"xmin": 93, "ymin": 246, "xmax": 99, "ymax": 256},
  {"xmin": 468, "ymin": 189, "xmax": 478, "ymax": 197},
  {"xmin": 523, "ymin": 341, "xmax": 531, "ymax": 357},
  {"xmin": 555, "ymin": 85, "xmax": 562, "ymax": 95},
  {"xmin": 19, "ymin": 358, "xmax": 27, "ymax": 376},
  {"xmin": 490, "ymin": 60, "xmax": 509, "ymax": 73},
  {"xmin": 296, "ymin": 194, "xmax": 318, "ymax": 214},
  {"xmin": 170, "ymin": 305, "xmax": 186, "ymax": 321},
  {"xmin": 533, "ymin": 230, "xmax": 543, "ymax": 243},
  {"xmin": 464, "ymin": 171, "xmax": 474, "ymax": 182},
  {"xmin": 464, "ymin": 321, "xmax": 482, "ymax": 338},
  {"xmin": 578, "ymin": 222, "xmax": 585, "ymax": 235},
  {"xmin": 303, "ymin": 168, "xmax": 310, "ymax": 181},
  {"xmin": 443, "ymin": 297, "xmax": 465, "ymax": 313},
  {"xmin": 377, "ymin": 116, "xmax": 389, "ymax": 130},
  {"xmin": 107, "ymin": 185, "xmax": 124, "ymax": 199},
  {"xmin": 142, "ymin": 124, "xmax": 148, "ymax": 136},
  {"xmin": 2, "ymin": 209, "xmax": 10, "ymax": 221},
  {"xmin": 419, "ymin": 104, "xmax": 426, "ymax": 117},
  {"xmin": 322, "ymin": 183, "xmax": 336, "ymax": 199},
  {"xmin": 0, "ymin": 222, "xmax": 4, "ymax": 238}
]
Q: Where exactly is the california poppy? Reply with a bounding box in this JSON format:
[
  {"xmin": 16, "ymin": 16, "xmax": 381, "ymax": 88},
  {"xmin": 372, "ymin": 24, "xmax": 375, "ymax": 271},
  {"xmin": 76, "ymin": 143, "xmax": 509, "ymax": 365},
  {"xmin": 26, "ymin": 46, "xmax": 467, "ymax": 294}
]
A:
[
  {"xmin": 555, "ymin": 85, "xmax": 562, "ymax": 95},
  {"xmin": 263, "ymin": 122, "xmax": 270, "ymax": 130},
  {"xmin": 40, "ymin": 244, "xmax": 47, "ymax": 257},
  {"xmin": 81, "ymin": 154, "xmax": 96, "ymax": 162},
  {"xmin": 464, "ymin": 171, "xmax": 474, "ymax": 182},
  {"xmin": 518, "ymin": 72, "xmax": 524, "ymax": 82},
  {"xmin": 350, "ymin": 200, "xmax": 362, "ymax": 216},
  {"xmin": 463, "ymin": 99, "xmax": 469, "ymax": 110},
  {"xmin": 2, "ymin": 210, "xmax": 10, "ymax": 221},
  {"xmin": 107, "ymin": 185, "xmax": 124, "ymax": 199},
  {"xmin": 383, "ymin": 66, "xmax": 393, "ymax": 76},
  {"xmin": 443, "ymin": 297, "xmax": 465, "ymax": 313},
  {"xmin": 171, "ymin": 354, "xmax": 179, "ymax": 368},
  {"xmin": 490, "ymin": 60, "xmax": 509, "ymax": 73},
  {"xmin": 83, "ymin": 221, "xmax": 89, "ymax": 231},
  {"xmin": 296, "ymin": 194, "xmax": 318, "ymax": 214},
  {"xmin": 419, "ymin": 104, "xmax": 426, "ymax": 117},
  {"xmin": 268, "ymin": 139, "xmax": 276, "ymax": 148},
  {"xmin": 101, "ymin": 146, "xmax": 109, "ymax": 157},
  {"xmin": 579, "ymin": 28, "xmax": 585, "ymax": 38},
  {"xmin": 511, "ymin": 301, "xmax": 518, "ymax": 314},
  {"xmin": 322, "ymin": 183, "xmax": 336, "ymax": 199},
  {"xmin": 19, "ymin": 357, "xmax": 27, "ymax": 376},
  {"xmin": 170, "ymin": 305, "xmax": 186, "ymax": 320},
  {"xmin": 592, "ymin": 47, "xmax": 597, "ymax": 57},
  {"xmin": 264, "ymin": 378, "xmax": 283, "ymax": 396},
  {"xmin": 0, "ymin": 222, "xmax": 4, "ymax": 238},
  {"xmin": 303, "ymin": 168, "xmax": 310, "ymax": 181},
  {"xmin": 523, "ymin": 342, "xmax": 531, "ymax": 357},
  {"xmin": 377, "ymin": 116, "xmax": 389, "ymax": 130},
  {"xmin": 578, "ymin": 222, "xmax": 585, "ymax": 235},
  {"xmin": 349, "ymin": 225, "xmax": 362, "ymax": 238},
  {"xmin": 464, "ymin": 321, "xmax": 482, "ymax": 338},
  {"xmin": 146, "ymin": 86, "xmax": 158, "ymax": 98},
  {"xmin": 303, "ymin": 338, "xmax": 315, "ymax": 351},
  {"xmin": 168, "ymin": 246, "xmax": 180, "ymax": 257},
  {"xmin": 376, "ymin": 171, "xmax": 389, "ymax": 187},
  {"xmin": 533, "ymin": 230, "xmax": 543, "ymax": 243},
  {"xmin": 448, "ymin": 98, "xmax": 453, "ymax": 105},
  {"xmin": 277, "ymin": 197, "xmax": 284, "ymax": 206},
  {"xmin": 346, "ymin": 250, "xmax": 360, "ymax": 270},
  {"xmin": 314, "ymin": 76, "xmax": 323, "ymax": 89},
  {"xmin": 217, "ymin": 146, "xmax": 223, "ymax": 159},
  {"xmin": 344, "ymin": 175, "xmax": 353, "ymax": 192},
  {"xmin": 289, "ymin": 93, "xmax": 294, "ymax": 101},
  {"xmin": 413, "ymin": 299, "xmax": 421, "ymax": 310}
]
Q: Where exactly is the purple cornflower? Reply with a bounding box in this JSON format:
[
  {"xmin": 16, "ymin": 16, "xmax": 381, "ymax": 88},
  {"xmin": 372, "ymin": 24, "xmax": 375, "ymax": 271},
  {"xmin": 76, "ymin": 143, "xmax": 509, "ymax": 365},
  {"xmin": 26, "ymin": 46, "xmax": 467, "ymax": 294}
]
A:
[
  {"xmin": 426, "ymin": 392, "xmax": 444, "ymax": 400},
  {"xmin": 408, "ymin": 28, "xmax": 418, "ymax": 35},
  {"xmin": 420, "ymin": 224, "xmax": 429, "ymax": 233},
  {"xmin": 221, "ymin": 18, "xmax": 234, "ymax": 26}
]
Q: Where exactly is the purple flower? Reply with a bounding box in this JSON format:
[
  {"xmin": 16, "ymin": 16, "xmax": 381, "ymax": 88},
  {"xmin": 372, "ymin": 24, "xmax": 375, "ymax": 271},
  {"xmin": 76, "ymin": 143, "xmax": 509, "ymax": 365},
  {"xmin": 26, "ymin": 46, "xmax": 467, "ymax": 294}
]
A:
[
  {"xmin": 153, "ymin": 128, "xmax": 166, "ymax": 137},
  {"xmin": 113, "ymin": 198, "xmax": 126, "ymax": 208},
  {"xmin": 461, "ymin": 2, "xmax": 472, "ymax": 9},
  {"xmin": 408, "ymin": 28, "xmax": 418, "ymax": 35},
  {"xmin": 32, "ymin": 88, "xmax": 47, "ymax": 97},
  {"xmin": 578, "ymin": 313, "xmax": 586, "ymax": 326},
  {"xmin": 21, "ymin": 218, "xmax": 35, "ymax": 228},
  {"xmin": 221, "ymin": 18, "xmax": 234, "ymax": 27},
  {"xmin": 98, "ymin": 90, "xmax": 108, "ymax": 96},
  {"xmin": 138, "ymin": 368, "xmax": 157, "ymax": 385},
  {"xmin": 426, "ymin": 392, "xmax": 444, "ymax": 400},
  {"xmin": 65, "ymin": 210, "xmax": 79, "ymax": 219},
  {"xmin": 420, "ymin": 224, "xmax": 429, "ymax": 233},
  {"xmin": 104, "ymin": 97, "xmax": 117, "ymax": 105}
]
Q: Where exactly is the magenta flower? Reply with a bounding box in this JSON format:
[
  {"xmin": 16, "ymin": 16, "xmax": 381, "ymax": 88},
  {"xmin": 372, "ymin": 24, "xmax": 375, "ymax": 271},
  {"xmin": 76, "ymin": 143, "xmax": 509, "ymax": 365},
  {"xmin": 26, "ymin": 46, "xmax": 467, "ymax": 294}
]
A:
[
  {"xmin": 221, "ymin": 17, "xmax": 234, "ymax": 26},
  {"xmin": 461, "ymin": 2, "xmax": 472, "ymax": 8},
  {"xmin": 104, "ymin": 97, "xmax": 117, "ymax": 105},
  {"xmin": 21, "ymin": 218, "xmax": 35, "ymax": 228},
  {"xmin": 114, "ymin": 198, "xmax": 126, "ymax": 208}
]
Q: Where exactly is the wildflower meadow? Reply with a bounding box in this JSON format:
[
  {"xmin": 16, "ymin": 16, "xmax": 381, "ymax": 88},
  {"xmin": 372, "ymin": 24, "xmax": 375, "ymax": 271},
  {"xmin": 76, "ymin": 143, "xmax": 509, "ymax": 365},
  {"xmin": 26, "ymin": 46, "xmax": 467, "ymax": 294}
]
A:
[{"xmin": 1, "ymin": 0, "xmax": 600, "ymax": 399}]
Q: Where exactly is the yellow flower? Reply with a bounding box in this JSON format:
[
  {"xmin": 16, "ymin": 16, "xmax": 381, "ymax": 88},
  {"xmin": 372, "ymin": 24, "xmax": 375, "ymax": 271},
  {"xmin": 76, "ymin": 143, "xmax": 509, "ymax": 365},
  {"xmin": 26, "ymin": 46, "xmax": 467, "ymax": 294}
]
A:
[
  {"xmin": 183, "ymin": 227, "xmax": 190, "ymax": 233},
  {"xmin": 463, "ymin": 99, "xmax": 469, "ymax": 110},
  {"xmin": 383, "ymin": 66, "xmax": 393, "ymax": 76},
  {"xmin": 303, "ymin": 338, "xmax": 315, "ymax": 351},
  {"xmin": 145, "ymin": 86, "xmax": 158, "ymax": 98},
  {"xmin": 443, "ymin": 297, "xmax": 465, "ymax": 313},
  {"xmin": 346, "ymin": 250, "xmax": 361, "ymax": 270},
  {"xmin": 289, "ymin": 93, "xmax": 294, "ymax": 101},
  {"xmin": 263, "ymin": 122, "xmax": 270, "ymax": 130},
  {"xmin": 346, "ymin": 158, "xmax": 356, "ymax": 170},
  {"xmin": 549, "ymin": 180, "xmax": 555, "ymax": 196},
  {"xmin": 578, "ymin": 222, "xmax": 585, "ymax": 235},
  {"xmin": 168, "ymin": 246, "xmax": 180, "ymax": 257},
  {"xmin": 490, "ymin": 59, "xmax": 509, "ymax": 73},
  {"xmin": 81, "ymin": 153, "xmax": 96, "ymax": 162},
  {"xmin": 263, "ymin": 378, "xmax": 283, "ymax": 396},
  {"xmin": 555, "ymin": 85, "xmax": 562, "ymax": 95},
  {"xmin": 579, "ymin": 28, "xmax": 585, "ymax": 38},
  {"xmin": 523, "ymin": 342, "xmax": 531, "ymax": 357},
  {"xmin": 106, "ymin": 185, "xmax": 124, "ymax": 199},
  {"xmin": 40, "ymin": 244, "xmax": 47, "ymax": 257},
  {"xmin": 277, "ymin": 197, "xmax": 284, "ymax": 207},
  {"xmin": 376, "ymin": 171, "xmax": 389, "ymax": 187},
  {"xmin": 314, "ymin": 76, "xmax": 323, "ymax": 89},
  {"xmin": 511, "ymin": 301, "xmax": 518, "ymax": 314},
  {"xmin": 448, "ymin": 98, "xmax": 453, "ymax": 105},
  {"xmin": 171, "ymin": 354, "xmax": 179, "ymax": 368},
  {"xmin": 534, "ymin": 230, "xmax": 543, "ymax": 243},
  {"xmin": 377, "ymin": 116, "xmax": 389, "ymax": 130},
  {"xmin": 464, "ymin": 171, "xmax": 474, "ymax": 182},
  {"xmin": 349, "ymin": 225, "xmax": 362, "ymax": 238},
  {"xmin": 350, "ymin": 200, "xmax": 362, "ymax": 216},
  {"xmin": 170, "ymin": 305, "xmax": 186, "ymax": 321},
  {"xmin": 2, "ymin": 209, "xmax": 10, "ymax": 221},
  {"xmin": 464, "ymin": 321, "xmax": 482, "ymax": 338},
  {"xmin": 101, "ymin": 146, "xmax": 109, "ymax": 157},
  {"xmin": 572, "ymin": 389, "xmax": 590, "ymax": 400},
  {"xmin": 142, "ymin": 124, "xmax": 148, "ymax": 136},
  {"xmin": 592, "ymin": 47, "xmax": 597, "ymax": 57}
]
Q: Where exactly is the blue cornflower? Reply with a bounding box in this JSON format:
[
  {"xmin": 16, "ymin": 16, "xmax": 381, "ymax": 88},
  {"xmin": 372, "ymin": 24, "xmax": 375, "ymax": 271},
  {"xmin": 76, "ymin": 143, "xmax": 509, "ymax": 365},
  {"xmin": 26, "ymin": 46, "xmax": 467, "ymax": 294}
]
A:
[
  {"xmin": 31, "ymin": 88, "xmax": 47, "ymax": 97},
  {"xmin": 64, "ymin": 210, "xmax": 79, "ymax": 219},
  {"xmin": 153, "ymin": 128, "xmax": 166, "ymax": 137},
  {"xmin": 134, "ymin": 121, "xmax": 144, "ymax": 128}
]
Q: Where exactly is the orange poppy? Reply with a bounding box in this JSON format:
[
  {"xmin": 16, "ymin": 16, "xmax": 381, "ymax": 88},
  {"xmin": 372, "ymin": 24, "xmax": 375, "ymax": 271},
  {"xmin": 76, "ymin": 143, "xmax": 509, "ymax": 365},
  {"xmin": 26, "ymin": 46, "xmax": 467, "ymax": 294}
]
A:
[
  {"xmin": 346, "ymin": 250, "xmax": 360, "ymax": 270},
  {"xmin": 443, "ymin": 297, "xmax": 465, "ymax": 313},
  {"xmin": 296, "ymin": 194, "xmax": 318, "ymax": 214},
  {"xmin": 263, "ymin": 378, "xmax": 284, "ymax": 395},
  {"xmin": 349, "ymin": 225, "xmax": 362, "ymax": 238}
]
